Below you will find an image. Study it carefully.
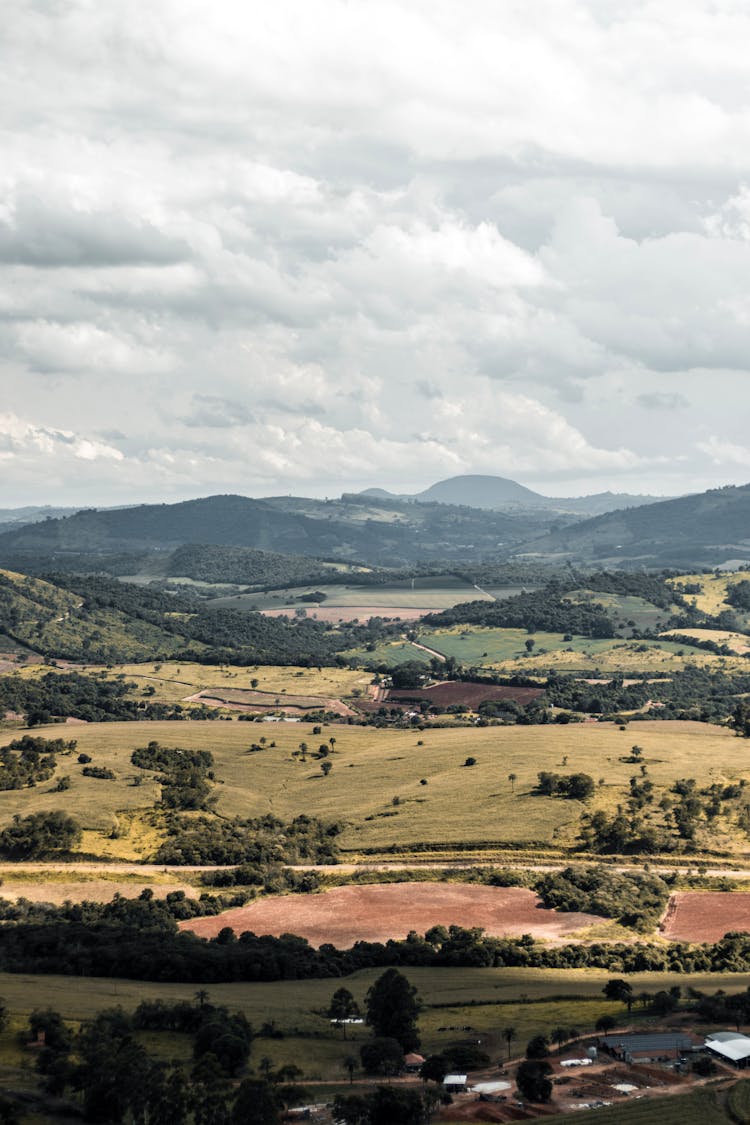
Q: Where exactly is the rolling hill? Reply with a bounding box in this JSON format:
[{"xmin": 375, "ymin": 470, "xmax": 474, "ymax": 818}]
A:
[{"xmin": 522, "ymin": 483, "xmax": 750, "ymax": 565}]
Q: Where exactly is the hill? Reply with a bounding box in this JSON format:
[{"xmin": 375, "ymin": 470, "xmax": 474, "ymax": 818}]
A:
[
  {"xmin": 522, "ymin": 483, "xmax": 750, "ymax": 566},
  {"xmin": 414, "ymin": 474, "xmax": 545, "ymax": 507},
  {"xmin": 0, "ymin": 493, "xmax": 558, "ymax": 568},
  {"xmin": 354, "ymin": 476, "xmax": 667, "ymax": 516}
]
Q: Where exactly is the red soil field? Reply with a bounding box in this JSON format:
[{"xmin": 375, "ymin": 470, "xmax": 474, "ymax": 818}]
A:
[
  {"xmin": 179, "ymin": 883, "xmax": 599, "ymax": 947},
  {"xmin": 660, "ymin": 892, "xmax": 750, "ymax": 942},
  {"xmin": 387, "ymin": 682, "xmax": 545, "ymax": 707}
]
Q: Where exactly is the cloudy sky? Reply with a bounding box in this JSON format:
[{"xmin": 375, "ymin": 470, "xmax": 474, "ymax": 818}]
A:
[{"xmin": 3, "ymin": 0, "xmax": 750, "ymax": 506}]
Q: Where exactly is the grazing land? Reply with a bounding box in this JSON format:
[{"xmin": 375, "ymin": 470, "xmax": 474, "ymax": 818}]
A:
[
  {"xmin": 179, "ymin": 883, "xmax": 601, "ymax": 945},
  {"xmin": 2, "ymin": 718, "xmax": 750, "ymax": 858},
  {"xmin": 661, "ymin": 891, "xmax": 750, "ymax": 943}
]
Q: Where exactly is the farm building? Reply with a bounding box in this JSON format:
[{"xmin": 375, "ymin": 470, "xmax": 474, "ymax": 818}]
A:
[
  {"xmin": 705, "ymin": 1031, "xmax": 750, "ymax": 1067},
  {"xmin": 443, "ymin": 1074, "xmax": 467, "ymax": 1093},
  {"xmin": 599, "ymin": 1032, "xmax": 697, "ymax": 1063}
]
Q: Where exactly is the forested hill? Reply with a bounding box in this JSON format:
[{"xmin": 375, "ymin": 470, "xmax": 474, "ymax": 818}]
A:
[
  {"xmin": 522, "ymin": 483, "xmax": 750, "ymax": 565},
  {"xmin": 0, "ymin": 495, "xmax": 361, "ymax": 557},
  {"xmin": 0, "ymin": 570, "xmax": 376, "ymax": 665},
  {"xmin": 0, "ymin": 493, "xmax": 558, "ymax": 567}
]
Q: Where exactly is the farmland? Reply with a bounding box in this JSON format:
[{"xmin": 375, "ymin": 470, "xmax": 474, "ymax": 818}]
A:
[
  {"xmin": 3, "ymin": 718, "xmax": 750, "ymax": 858},
  {"xmin": 179, "ymin": 883, "xmax": 602, "ymax": 945},
  {"xmin": 661, "ymin": 892, "xmax": 750, "ymax": 943}
]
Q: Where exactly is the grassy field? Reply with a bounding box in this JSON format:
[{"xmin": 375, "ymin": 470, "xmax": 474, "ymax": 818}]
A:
[
  {"xmin": 420, "ymin": 625, "xmax": 741, "ymax": 674},
  {"xmin": 539, "ymin": 1090, "xmax": 733, "ymax": 1125},
  {"xmin": 1, "ymin": 965, "xmax": 748, "ymax": 1066},
  {"xmin": 10, "ymin": 660, "xmax": 372, "ymax": 706},
  {"xmin": 660, "ymin": 628, "xmax": 750, "ymax": 654},
  {"xmin": 207, "ymin": 580, "xmax": 493, "ymax": 613},
  {"xmin": 5, "ymin": 718, "xmax": 750, "ymax": 857},
  {"xmin": 667, "ymin": 573, "xmax": 747, "ymax": 617}
]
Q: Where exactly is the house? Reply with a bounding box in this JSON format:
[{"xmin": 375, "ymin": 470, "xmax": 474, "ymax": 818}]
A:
[
  {"xmin": 403, "ymin": 1052, "xmax": 425, "ymax": 1073},
  {"xmin": 443, "ymin": 1074, "xmax": 467, "ymax": 1093},
  {"xmin": 705, "ymin": 1031, "xmax": 750, "ymax": 1067}
]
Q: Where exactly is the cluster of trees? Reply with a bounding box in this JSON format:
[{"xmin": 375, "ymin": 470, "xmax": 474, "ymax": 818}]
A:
[
  {"xmin": 152, "ymin": 812, "xmax": 342, "ymax": 866},
  {"xmin": 333, "ymin": 1086, "xmax": 438, "ymax": 1125},
  {"xmin": 423, "ymin": 584, "xmax": 617, "ymax": 637},
  {"xmin": 0, "ymin": 810, "xmax": 81, "ymax": 859},
  {"xmin": 25, "ymin": 1001, "xmax": 294, "ymax": 1124},
  {"xmin": 535, "ymin": 772, "xmax": 595, "ymax": 800},
  {"xmin": 0, "ymin": 734, "xmax": 76, "ymax": 790},
  {"xmin": 131, "ymin": 741, "xmax": 216, "ymax": 811},
  {"xmin": 535, "ymin": 866, "xmax": 670, "ymax": 931},
  {"xmin": 0, "ymin": 670, "xmax": 199, "ymax": 725}
]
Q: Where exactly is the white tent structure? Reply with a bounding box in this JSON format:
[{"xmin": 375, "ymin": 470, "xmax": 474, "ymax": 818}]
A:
[{"xmin": 705, "ymin": 1031, "xmax": 750, "ymax": 1066}]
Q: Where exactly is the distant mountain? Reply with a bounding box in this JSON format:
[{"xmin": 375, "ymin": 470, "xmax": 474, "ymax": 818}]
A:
[
  {"xmin": 414, "ymin": 475, "xmax": 545, "ymax": 507},
  {"xmin": 353, "ymin": 475, "xmax": 667, "ymax": 515},
  {"xmin": 520, "ymin": 483, "xmax": 750, "ymax": 565}
]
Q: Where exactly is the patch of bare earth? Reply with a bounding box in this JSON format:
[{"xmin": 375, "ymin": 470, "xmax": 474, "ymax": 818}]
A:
[
  {"xmin": 178, "ymin": 883, "xmax": 600, "ymax": 947},
  {"xmin": 661, "ymin": 891, "xmax": 750, "ymax": 942},
  {"xmin": 0, "ymin": 880, "xmax": 194, "ymax": 905}
]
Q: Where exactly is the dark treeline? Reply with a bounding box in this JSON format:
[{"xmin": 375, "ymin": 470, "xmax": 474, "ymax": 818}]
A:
[{"xmin": 2, "ymin": 904, "xmax": 750, "ymax": 981}]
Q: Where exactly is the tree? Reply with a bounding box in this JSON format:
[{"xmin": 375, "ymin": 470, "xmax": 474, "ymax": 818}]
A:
[
  {"xmin": 603, "ymin": 979, "xmax": 634, "ymax": 1013},
  {"xmin": 595, "ymin": 1015, "xmax": 616, "ymax": 1032},
  {"xmin": 390, "ymin": 662, "xmax": 426, "ymax": 690},
  {"xmin": 551, "ymin": 1027, "xmax": 569, "ymax": 1051},
  {"xmin": 525, "ymin": 639, "xmax": 536, "ymax": 653},
  {"xmin": 365, "ymin": 969, "xmax": 420, "ymax": 1051},
  {"xmin": 516, "ymin": 1059, "xmax": 552, "ymax": 1103},
  {"xmin": 503, "ymin": 1026, "xmax": 516, "ymax": 1059},
  {"xmin": 508, "ymin": 773, "xmax": 517, "ymax": 793},
  {"xmin": 342, "ymin": 1054, "xmax": 358, "ymax": 1084},
  {"xmin": 419, "ymin": 1054, "xmax": 447, "ymax": 1083},
  {"xmin": 359, "ymin": 1038, "xmax": 403, "ymax": 1077},
  {"xmin": 329, "ymin": 988, "xmax": 360, "ymax": 1038},
  {"xmin": 321, "ymin": 761, "xmax": 332, "ymax": 777},
  {"xmin": 231, "ymin": 1079, "xmax": 280, "ymax": 1125},
  {"xmin": 525, "ymin": 1035, "xmax": 550, "ymax": 1060}
]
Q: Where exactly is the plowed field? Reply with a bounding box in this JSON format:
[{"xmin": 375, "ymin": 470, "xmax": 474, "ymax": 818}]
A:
[
  {"xmin": 179, "ymin": 883, "xmax": 600, "ymax": 947},
  {"xmin": 661, "ymin": 892, "xmax": 750, "ymax": 942}
]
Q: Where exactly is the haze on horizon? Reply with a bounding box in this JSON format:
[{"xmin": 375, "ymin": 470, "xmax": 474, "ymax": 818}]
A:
[{"xmin": 3, "ymin": 0, "xmax": 750, "ymax": 508}]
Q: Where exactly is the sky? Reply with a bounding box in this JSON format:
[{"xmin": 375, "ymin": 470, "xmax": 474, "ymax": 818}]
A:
[{"xmin": 3, "ymin": 0, "xmax": 750, "ymax": 506}]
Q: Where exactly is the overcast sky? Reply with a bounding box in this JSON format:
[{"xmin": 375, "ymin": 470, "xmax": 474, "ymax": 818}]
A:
[{"xmin": 3, "ymin": 0, "xmax": 750, "ymax": 506}]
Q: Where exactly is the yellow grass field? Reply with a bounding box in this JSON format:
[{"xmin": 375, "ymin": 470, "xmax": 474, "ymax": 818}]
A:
[
  {"xmin": 4, "ymin": 718, "xmax": 750, "ymax": 857},
  {"xmin": 660, "ymin": 627, "xmax": 750, "ymax": 654},
  {"xmin": 667, "ymin": 572, "xmax": 748, "ymax": 616},
  {"xmin": 10, "ymin": 661, "xmax": 372, "ymax": 705}
]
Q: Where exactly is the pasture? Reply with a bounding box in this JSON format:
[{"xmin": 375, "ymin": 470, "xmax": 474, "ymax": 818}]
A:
[
  {"xmin": 6, "ymin": 718, "xmax": 750, "ymax": 857},
  {"xmin": 12, "ymin": 660, "xmax": 372, "ymax": 707},
  {"xmin": 1, "ymin": 965, "xmax": 750, "ymax": 1085},
  {"xmin": 207, "ymin": 578, "xmax": 493, "ymax": 614},
  {"xmin": 422, "ymin": 626, "xmax": 731, "ymax": 672}
]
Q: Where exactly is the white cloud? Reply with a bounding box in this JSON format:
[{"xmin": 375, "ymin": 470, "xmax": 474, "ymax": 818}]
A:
[{"xmin": 1, "ymin": 1, "xmax": 750, "ymax": 502}]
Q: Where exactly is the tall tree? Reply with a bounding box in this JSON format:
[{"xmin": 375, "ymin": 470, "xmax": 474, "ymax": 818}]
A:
[{"xmin": 365, "ymin": 969, "xmax": 420, "ymax": 1051}]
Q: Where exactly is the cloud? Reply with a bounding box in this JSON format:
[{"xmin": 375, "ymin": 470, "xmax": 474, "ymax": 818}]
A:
[
  {"xmin": 181, "ymin": 395, "xmax": 254, "ymax": 428},
  {"xmin": 638, "ymin": 392, "xmax": 689, "ymax": 410},
  {"xmin": 2, "ymin": 1, "xmax": 750, "ymax": 502}
]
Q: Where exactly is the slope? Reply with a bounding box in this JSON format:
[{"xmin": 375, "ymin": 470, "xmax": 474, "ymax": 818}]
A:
[{"xmin": 521, "ymin": 483, "xmax": 750, "ymax": 565}]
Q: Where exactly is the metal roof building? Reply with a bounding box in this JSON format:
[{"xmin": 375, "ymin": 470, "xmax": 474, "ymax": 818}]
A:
[
  {"xmin": 706, "ymin": 1032, "xmax": 750, "ymax": 1066},
  {"xmin": 600, "ymin": 1032, "xmax": 696, "ymax": 1062}
]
